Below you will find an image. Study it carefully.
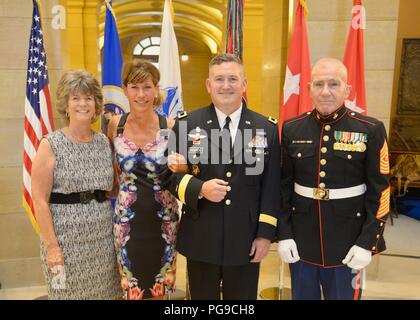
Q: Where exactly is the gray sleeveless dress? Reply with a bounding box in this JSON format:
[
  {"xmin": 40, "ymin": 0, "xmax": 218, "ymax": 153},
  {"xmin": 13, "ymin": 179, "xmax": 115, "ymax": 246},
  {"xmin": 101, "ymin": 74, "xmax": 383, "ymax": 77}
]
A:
[{"xmin": 40, "ymin": 130, "xmax": 122, "ymax": 300}]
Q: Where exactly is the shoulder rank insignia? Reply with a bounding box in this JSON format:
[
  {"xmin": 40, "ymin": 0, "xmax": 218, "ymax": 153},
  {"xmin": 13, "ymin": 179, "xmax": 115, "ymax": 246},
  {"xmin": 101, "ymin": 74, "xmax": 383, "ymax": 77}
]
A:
[
  {"xmin": 268, "ymin": 116, "xmax": 278, "ymax": 125},
  {"xmin": 177, "ymin": 111, "xmax": 187, "ymax": 119}
]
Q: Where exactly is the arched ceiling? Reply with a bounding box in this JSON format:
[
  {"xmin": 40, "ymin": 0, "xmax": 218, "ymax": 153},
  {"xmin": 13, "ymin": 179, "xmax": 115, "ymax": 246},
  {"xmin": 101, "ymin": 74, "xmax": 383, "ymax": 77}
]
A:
[{"xmin": 98, "ymin": 0, "xmax": 226, "ymax": 54}]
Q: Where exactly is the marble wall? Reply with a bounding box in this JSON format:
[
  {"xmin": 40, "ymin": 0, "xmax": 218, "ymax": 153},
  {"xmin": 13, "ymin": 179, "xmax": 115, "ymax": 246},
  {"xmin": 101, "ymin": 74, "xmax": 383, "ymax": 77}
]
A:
[{"xmin": 306, "ymin": 0, "xmax": 400, "ymax": 132}]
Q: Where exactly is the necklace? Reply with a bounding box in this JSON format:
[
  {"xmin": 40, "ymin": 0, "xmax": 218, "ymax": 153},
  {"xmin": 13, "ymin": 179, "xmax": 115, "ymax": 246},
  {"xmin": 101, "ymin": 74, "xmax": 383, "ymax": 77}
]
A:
[{"xmin": 67, "ymin": 127, "xmax": 93, "ymax": 144}]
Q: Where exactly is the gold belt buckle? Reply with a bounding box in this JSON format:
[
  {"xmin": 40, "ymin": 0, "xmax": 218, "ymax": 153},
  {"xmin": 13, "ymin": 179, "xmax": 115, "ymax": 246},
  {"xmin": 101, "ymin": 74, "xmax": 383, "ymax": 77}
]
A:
[{"xmin": 313, "ymin": 187, "xmax": 329, "ymax": 200}]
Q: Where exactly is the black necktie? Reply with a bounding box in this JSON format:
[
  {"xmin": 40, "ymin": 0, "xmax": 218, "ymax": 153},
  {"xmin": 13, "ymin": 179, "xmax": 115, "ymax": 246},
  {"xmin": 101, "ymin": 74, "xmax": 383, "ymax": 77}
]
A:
[{"xmin": 222, "ymin": 116, "xmax": 232, "ymax": 160}]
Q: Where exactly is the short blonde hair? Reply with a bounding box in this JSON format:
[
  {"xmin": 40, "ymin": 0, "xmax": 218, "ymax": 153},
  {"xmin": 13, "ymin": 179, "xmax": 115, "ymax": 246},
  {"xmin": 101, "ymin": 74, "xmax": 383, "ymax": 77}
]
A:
[
  {"xmin": 122, "ymin": 59, "xmax": 164, "ymax": 106},
  {"xmin": 56, "ymin": 69, "xmax": 103, "ymax": 124}
]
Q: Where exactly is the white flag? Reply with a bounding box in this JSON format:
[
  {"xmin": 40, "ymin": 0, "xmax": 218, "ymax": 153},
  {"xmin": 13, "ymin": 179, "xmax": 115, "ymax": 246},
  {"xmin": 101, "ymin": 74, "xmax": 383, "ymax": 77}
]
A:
[{"xmin": 158, "ymin": 0, "xmax": 183, "ymax": 118}]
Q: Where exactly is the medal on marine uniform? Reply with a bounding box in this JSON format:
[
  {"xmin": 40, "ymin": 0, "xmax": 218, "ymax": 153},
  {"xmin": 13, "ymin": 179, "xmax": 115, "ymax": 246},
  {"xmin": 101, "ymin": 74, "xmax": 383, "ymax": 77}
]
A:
[{"xmin": 334, "ymin": 131, "xmax": 367, "ymax": 152}]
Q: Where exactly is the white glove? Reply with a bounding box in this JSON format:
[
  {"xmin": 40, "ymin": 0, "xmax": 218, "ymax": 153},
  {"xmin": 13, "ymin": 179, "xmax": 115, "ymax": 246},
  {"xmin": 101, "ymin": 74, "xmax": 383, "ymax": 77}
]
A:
[
  {"xmin": 342, "ymin": 245, "xmax": 372, "ymax": 270},
  {"xmin": 278, "ymin": 239, "xmax": 300, "ymax": 263}
]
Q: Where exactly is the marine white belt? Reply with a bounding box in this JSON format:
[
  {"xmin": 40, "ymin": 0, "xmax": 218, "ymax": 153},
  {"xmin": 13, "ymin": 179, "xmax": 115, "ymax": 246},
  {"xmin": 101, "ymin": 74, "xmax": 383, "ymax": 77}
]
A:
[{"xmin": 294, "ymin": 183, "xmax": 367, "ymax": 200}]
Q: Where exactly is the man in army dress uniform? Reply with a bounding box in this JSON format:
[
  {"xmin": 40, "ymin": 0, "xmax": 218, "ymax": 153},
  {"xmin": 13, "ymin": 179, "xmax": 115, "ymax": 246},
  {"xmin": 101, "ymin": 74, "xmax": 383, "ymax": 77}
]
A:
[
  {"xmin": 167, "ymin": 53, "xmax": 281, "ymax": 299},
  {"xmin": 277, "ymin": 58, "xmax": 390, "ymax": 300}
]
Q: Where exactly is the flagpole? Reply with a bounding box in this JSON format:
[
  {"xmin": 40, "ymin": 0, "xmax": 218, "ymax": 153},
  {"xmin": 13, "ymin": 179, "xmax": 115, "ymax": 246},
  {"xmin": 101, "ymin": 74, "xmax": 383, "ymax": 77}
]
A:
[{"xmin": 288, "ymin": 0, "xmax": 295, "ymax": 43}]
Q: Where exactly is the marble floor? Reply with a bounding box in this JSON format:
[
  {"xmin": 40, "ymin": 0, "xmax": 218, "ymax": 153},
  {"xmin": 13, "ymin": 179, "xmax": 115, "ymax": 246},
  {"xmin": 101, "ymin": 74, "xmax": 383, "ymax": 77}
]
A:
[{"xmin": 1, "ymin": 214, "xmax": 420, "ymax": 300}]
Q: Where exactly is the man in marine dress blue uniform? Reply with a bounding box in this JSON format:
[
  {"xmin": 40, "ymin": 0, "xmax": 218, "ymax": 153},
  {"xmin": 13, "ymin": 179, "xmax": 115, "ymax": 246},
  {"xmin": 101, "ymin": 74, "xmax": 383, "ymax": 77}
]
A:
[
  {"xmin": 277, "ymin": 58, "xmax": 390, "ymax": 300},
  {"xmin": 167, "ymin": 53, "xmax": 281, "ymax": 300}
]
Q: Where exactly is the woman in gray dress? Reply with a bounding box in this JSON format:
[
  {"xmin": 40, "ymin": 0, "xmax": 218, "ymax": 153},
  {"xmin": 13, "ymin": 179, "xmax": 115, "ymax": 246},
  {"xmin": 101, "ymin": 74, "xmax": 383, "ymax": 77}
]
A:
[{"xmin": 31, "ymin": 70, "xmax": 121, "ymax": 299}]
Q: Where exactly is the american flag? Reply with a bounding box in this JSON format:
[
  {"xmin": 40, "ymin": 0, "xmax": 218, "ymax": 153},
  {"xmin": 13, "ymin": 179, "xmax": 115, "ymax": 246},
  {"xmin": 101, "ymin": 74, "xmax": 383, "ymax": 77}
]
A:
[{"xmin": 23, "ymin": 0, "xmax": 55, "ymax": 234}]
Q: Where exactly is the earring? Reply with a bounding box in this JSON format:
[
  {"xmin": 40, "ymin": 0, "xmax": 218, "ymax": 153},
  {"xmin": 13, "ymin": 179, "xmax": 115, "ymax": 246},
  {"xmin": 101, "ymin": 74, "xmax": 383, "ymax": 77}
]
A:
[{"xmin": 65, "ymin": 110, "xmax": 69, "ymax": 118}]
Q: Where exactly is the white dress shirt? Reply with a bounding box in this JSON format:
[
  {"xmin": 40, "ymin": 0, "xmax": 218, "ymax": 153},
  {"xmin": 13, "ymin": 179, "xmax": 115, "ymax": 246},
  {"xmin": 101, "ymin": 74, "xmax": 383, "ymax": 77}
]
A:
[{"xmin": 214, "ymin": 104, "xmax": 243, "ymax": 146}]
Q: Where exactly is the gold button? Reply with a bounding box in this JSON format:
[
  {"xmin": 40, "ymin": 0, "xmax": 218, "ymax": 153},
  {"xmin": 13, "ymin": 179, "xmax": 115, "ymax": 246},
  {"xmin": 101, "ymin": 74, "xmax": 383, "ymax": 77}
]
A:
[
  {"xmin": 323, "ymin": 135, "xmax": 329, "ymax": 142},
  {"xmin": 320, "ymin": 159, "xmax": 327, "ymax": 165},
  {"xmin": 372, "ymin": 246, "xmax": 376, "ymax": 251},
  {"xmin": 319, "ymin": 171, "xmax": 326, "ymax": 178},
  {"xmin": 226, "ymin": 172, "xmax": 232, "ymax": 178},
  {"xmin": 351, "ymin": 112, "xmax": 356, "ymax": 116},
  {"xmin": 321, "ymin": 147, "xmax": 327, "ymax": 153},
  {"xmin": 357, "ymin": 212, "xmax": 361, "ymax": 217},
  {"xmin": 307, "ymin": 112, "xmax": 311, "ymax": 115},
  {"xmin": 319, "ymin": 183, "xmax": 326, "ymax": 188},
  {"xmin": 333, "ymin": 113, "xmax": 338, "ymax": 119},
  {"xmin": 376, "ymin": 234, "xmax": 380, "ymax": 239},
  {"xmin": 347, "ymin": 154, "xmax": 352, "ymax": 160},
  {"xmin": 227, "ymin": 186, "xmax": 231, "ymax": 192},
  {"xmin": 228, "ymin": 159, "xmax": 233, "ymax": 164},
  {"xmin": 325, "ymin": 125, "xmax": 331, "ymax": 131},
  {"xmin": 380, "ymin": 222, "xmax": 384, "ymax": 227},
  {"xmin": 297, "ymin": 153, "xmax": 302, "ymax": 158},
  {"xmin": 292, "ymin": 207, "xmax": 296, "ymax": 211},
  {"xmin": 225, "ymin": 199, "xmax": 231, "ymax": 205}
]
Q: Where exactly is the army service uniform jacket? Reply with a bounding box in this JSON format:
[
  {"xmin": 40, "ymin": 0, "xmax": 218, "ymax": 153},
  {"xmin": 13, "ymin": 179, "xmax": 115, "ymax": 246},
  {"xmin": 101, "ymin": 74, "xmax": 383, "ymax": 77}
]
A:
[
  {"xmin": 168, "ymin": 102, "xmax": 281, "ymax": 266},
  {"xmin": 278, "ymin": 106, "xmax": 390, "ymax": 267}
]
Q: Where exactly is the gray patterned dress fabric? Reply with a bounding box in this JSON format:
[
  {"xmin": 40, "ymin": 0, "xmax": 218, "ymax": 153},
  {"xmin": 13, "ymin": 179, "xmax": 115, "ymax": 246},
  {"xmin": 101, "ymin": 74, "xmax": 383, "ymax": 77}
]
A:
[{"xmin": 40, "ymin": 130, "xmax": 121, "ymax": 300}]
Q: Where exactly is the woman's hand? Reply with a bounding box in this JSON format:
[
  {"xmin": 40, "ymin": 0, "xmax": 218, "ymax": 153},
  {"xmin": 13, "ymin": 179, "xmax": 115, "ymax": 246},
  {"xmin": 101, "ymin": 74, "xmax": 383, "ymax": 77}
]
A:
[
  {"xmin": 47, "ymin": 245, "xmax": 64, "ymax": 269},
  {"xmin": 168, "ymin": 152, "xmax": 189, "ymax": 173}
]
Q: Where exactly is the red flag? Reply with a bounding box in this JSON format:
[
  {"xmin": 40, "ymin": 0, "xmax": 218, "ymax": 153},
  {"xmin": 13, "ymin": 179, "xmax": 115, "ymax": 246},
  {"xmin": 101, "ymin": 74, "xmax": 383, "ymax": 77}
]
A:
[
  {"xmin": 343, "ymin": 0, "xmax": 367, "ymax": 114},
  {"xmin": 279, "ymin": 0, "xmax": 312, "ymax": 137}
]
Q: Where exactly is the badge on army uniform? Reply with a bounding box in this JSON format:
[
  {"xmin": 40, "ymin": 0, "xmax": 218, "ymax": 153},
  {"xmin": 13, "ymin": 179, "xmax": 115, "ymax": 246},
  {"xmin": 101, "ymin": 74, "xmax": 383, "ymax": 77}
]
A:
[
  {"xmin": 191, "ymin": 165, "xmax": 200, "ymax": 176},
  {"xmin": 248, "ymin": 131, "xmax": 268, "ymax": 155},
  {"xmin": 248, "ymin": 132, "xmax": 268, "ymax": 148},
  {"xmin": 188, "ymin": 126, "xmax": 206, "ymax": 145},
  {"xmin": 333, "ymin": 131, "xmax": 367, "ymax": 152}
]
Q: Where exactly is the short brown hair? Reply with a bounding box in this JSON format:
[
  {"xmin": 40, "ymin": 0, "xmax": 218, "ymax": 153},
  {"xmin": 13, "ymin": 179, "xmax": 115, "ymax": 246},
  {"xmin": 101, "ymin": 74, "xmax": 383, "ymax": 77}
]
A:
[
  {"xmin": 121, "ymin": 59, "xmax": 164, "ymax": 106},
  {"xmin": 209, "ymin": 53, "xmax": 244, "ymax": 70},
  {"xmin": 56, "ymin": 69, "xmax": 103, "ymax": 124}
]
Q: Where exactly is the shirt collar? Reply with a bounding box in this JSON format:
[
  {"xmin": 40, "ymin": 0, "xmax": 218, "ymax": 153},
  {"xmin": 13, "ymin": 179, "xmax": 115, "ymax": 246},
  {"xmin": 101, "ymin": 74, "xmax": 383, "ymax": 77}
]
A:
[
  {"xmin": 214, "ymin": 103, "xmax": 243, "ymax": 129},
  {"xmin": 312, "ymin": 105, "xmax": 347, "ymax": 124}
]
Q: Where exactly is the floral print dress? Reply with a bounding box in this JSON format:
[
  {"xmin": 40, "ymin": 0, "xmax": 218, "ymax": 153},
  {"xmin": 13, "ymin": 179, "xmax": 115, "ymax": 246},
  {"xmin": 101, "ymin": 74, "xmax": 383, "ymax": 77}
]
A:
[{"xmin": 113, "ymin": 113, "xmax": 179, "ymax": 300}]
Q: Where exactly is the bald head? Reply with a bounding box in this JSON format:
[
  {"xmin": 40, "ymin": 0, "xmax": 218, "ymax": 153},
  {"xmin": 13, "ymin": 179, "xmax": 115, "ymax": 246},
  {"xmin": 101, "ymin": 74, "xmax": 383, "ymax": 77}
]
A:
[
  {"xmin": 311, "ymin": 58, "xmax": 348, "ymax": 83},
  {"xmin": 309, "ymin": 57, "xmax": 351, "ymax": 115}
]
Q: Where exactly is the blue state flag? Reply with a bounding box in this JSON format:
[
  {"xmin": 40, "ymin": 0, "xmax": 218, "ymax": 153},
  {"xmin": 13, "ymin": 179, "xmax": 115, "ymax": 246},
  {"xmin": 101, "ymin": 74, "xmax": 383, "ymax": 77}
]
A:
[{"xmin": 102, "ymin": 0, "xmax": 128, "ymax": 133}]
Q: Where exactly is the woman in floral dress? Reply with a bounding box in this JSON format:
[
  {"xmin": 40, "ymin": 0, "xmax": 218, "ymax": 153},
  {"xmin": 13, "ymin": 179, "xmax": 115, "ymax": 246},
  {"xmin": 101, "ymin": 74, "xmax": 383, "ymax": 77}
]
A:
[{"xmin": 107, "ymin": 60, "xmax": 187, "ymax": 299}]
